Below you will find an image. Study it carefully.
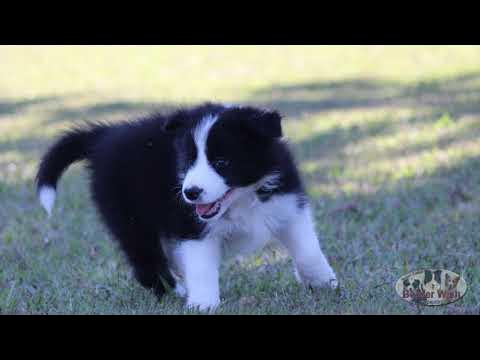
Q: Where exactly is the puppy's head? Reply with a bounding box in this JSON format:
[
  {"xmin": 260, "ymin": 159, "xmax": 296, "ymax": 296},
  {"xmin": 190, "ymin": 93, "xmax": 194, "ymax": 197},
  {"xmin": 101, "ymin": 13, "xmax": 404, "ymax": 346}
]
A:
[{"xmin": 165, "ymin": 104, "xmax": 282, "ymax": 221}]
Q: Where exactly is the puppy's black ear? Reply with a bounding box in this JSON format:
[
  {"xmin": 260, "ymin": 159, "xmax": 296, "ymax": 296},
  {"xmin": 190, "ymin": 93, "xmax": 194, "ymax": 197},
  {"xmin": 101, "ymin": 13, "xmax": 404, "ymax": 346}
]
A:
[
  {"xmin": 163, "ymin": 113, "xmax": 186, "ymax": 133},
  {"xmin": 230, "ymin": 107, "xmax": 283, "ymax": 139},
  {"xmin": 253, "ymin": 109, "xmax": 283, "ymax": 138}
]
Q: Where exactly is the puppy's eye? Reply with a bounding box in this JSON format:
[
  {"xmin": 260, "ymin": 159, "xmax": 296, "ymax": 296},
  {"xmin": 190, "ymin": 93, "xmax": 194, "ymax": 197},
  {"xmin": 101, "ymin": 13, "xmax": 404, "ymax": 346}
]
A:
[{"xmin": 213, "ymin": 159, "xmax": 230, "ymax": 169}]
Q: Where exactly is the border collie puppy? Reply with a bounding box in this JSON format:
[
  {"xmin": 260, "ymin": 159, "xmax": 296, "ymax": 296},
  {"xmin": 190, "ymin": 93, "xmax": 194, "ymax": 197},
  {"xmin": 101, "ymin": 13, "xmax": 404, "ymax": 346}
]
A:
[{"xmin": 36, "ymin": 103, "xmax": 337, "ymax": 311}]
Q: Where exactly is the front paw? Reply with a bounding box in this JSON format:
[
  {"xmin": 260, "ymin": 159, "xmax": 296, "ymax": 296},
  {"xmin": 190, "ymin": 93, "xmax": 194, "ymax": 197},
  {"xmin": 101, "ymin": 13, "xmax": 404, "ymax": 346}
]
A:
[
  {"xmin": 327, "ymin": 278, "xmax": 339, "ymax": 289},
  {"xmin": 174, "ymin": 282, "xmax": 187, "ymax": 298},
  {"xmin": 299, "ymin": 266, "xmax": 338, "ymax": 290},
  {"xmin": 186, "ymin": 296, "xmax": 220, "ymax": 313},
  {"xmin": 305, "ymin": 277, "xmax": 339, "ymax": 291}
]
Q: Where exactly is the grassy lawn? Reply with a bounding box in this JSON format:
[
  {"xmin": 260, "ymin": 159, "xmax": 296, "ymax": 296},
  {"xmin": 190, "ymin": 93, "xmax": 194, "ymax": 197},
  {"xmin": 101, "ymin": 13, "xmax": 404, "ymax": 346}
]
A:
[{"xmin": 1, "ymin": 45, "xmax": 479, "ymax": 314}]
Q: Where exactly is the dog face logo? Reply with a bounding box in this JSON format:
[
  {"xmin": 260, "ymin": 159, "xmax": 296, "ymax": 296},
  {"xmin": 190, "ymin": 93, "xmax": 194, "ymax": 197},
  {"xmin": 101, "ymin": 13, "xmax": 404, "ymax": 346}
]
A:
[
  {"xmin": 396, "ymin": 269, "xmax": 467, "ymax": 306},
  {"xmin": 445, "ymin": 273, "xmax": 461, "ymax": 291}
]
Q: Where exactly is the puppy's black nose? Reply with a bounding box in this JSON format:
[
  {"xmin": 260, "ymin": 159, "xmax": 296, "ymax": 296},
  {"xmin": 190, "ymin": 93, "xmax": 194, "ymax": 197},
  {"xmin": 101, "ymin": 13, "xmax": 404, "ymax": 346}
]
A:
[{"xmin": 184, "ymin": 186, "xmax": 203, "ymax": 201}]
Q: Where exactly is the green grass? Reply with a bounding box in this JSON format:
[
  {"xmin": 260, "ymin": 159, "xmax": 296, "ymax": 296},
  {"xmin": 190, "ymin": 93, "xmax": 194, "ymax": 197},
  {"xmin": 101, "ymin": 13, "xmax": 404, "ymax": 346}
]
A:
[{"xmin": 1, "ymin": 45, "xmax": 479, "ymax": 314}]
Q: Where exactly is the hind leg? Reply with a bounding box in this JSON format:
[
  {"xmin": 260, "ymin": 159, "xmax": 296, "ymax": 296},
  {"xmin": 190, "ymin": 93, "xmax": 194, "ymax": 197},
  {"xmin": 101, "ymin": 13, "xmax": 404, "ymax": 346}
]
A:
[
  {"xmin": 94, "ymin": 203, "xmax": 175, "ymax": 298},
  {"xmin": 91, "ymin": 174, "xmax": 175, "ymax": 299},
  {"xmin": 117, "ymin": 224, "xmax": 176, "ymax": 299}
]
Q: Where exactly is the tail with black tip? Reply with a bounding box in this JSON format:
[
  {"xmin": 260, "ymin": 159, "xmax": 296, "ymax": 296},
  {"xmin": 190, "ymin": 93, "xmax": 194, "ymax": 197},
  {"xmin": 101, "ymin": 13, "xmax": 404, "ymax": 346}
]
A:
[{"xmin": 36, "ymin": 125, "xmax": 105, "ymax": 216}]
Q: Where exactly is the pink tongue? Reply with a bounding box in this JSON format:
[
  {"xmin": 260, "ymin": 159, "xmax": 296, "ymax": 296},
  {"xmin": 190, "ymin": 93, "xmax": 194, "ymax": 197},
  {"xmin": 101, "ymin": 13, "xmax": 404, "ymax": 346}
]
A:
[{"xmin": 196, "ymin": 203, "xmax": 215, "ymax": 216}]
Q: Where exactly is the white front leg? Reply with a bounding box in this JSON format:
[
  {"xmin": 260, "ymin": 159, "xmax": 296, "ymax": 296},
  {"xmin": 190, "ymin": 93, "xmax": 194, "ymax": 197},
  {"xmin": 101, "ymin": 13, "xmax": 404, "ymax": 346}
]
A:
[
  {"xmin": 279, "ymin": 206, "xmax": 338, "ymax": 289},
  {"xmin": 176, "ymin": 236, "xmax": 221, "ymax": 312}
]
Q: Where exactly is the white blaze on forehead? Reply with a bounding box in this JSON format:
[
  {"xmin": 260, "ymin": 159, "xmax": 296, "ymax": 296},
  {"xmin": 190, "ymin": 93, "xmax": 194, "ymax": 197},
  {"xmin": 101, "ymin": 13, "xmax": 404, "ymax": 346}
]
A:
[
  {"xmin": 182, "ymin": 114, "xmax": 230, "ymax": 204},
  {"xmin": 193, "ymin": 114, "xmax": 218, "ymax": 151}
]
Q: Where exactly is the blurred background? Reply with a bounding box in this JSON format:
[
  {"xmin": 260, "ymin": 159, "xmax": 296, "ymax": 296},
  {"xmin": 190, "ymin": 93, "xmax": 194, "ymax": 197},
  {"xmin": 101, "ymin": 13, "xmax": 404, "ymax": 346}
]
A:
[{"xmin": 1, "ymin": 46, "xmax": 479, "ymax": 314}]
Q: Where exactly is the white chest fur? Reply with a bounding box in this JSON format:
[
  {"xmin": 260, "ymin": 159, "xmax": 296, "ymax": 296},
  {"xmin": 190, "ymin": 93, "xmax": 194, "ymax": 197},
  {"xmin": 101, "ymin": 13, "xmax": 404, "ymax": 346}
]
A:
[{"xmin": 206, "ymin": 193, "xmax": 299, "ymax": 257}]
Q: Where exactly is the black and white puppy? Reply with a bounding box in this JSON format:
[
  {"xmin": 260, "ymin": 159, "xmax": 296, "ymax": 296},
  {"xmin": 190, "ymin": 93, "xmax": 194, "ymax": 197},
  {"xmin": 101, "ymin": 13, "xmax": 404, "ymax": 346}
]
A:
[{"xmin": 36, "ymin": 103, "xmax": 337, "ymax": 311}]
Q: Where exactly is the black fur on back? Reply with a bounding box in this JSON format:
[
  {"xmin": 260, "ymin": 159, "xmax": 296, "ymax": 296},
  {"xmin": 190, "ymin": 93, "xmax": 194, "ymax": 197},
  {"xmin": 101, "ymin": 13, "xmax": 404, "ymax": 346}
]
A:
[{"xmin": 36, "ymin": 103, "xmax": 306, "ymax": 299}]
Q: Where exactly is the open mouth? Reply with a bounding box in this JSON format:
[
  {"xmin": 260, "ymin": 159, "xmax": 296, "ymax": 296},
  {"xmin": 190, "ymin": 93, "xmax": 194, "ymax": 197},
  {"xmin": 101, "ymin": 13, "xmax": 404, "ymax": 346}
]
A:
[{"xmin": 195, "ymin": 189, "xmax": 233, "ymax": 220}]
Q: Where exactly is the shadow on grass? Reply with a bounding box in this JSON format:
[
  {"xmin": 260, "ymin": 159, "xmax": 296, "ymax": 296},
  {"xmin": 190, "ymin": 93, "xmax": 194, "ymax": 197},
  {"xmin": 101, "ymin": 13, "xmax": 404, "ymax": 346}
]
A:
[
  {"xmin": 0, "ymin": 99, "xmax": 181, "ymax": 155},
  {"xmin": 46, "ymin": 101, "xmax": 180, "ymax": 125},
  {"xmin": 292, "ymin": 115, "xmax": 397, "ymax": 163},
  {"xmin": 250, "ymin": 71, "xmax": 480, "ymax": 119},
  {"xmin": 16, "ymin": 69, "xmax": 474, "ymax": 160},
  {"xmin": 0, "ymin": 96, "xmax": 64, "ymax": 118}
]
